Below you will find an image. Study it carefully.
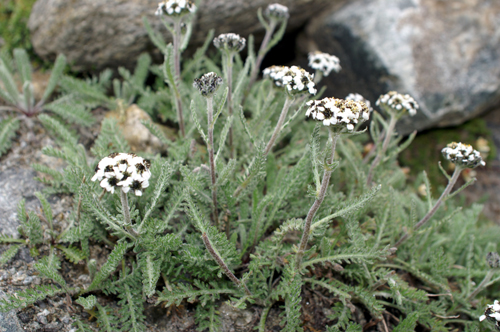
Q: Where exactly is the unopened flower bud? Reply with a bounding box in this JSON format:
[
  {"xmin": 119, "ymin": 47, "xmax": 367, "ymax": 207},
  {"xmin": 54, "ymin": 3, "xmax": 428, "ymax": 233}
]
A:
[
  {"xmin": 487, "ymin": 252, "xmax": 500, "ymax": 268},
  {"xmin": 193, "ymin": 72, "xmax": 223, "ymax": 97},
  {"xmin": 155, "ymin": 0, "xmax": 196, "ymax": 17},
  {"xmin": 213, "ymin": 33, "xmax": 246, "ymax": 53},
  {"xmin": 264, "ymin": 3, "xmax": 289, "ymax": 21}
]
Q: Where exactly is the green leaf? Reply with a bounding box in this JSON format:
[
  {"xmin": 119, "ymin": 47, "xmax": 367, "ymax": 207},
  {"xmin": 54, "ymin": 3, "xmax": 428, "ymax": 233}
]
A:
[
  {"xmin": 75, "ymin": 295, "xmax": 97, "ymax": 310},
  {"xmin": 86, "ymin": 241, "xmax": 130, "ymax": 292},
  {"xmin": 0, "ymin": 285, "xmax": 66, "ymax": 312},
  {"xmin": 35, "ymin": 192, "xmax": 53, "ymax": 230},
  {"xmin": 0, "ymin": 117, "xmax": 20, "ymax": 156},
  {"xmin": 13, "ymin": 48, "xmax": 32, "ymax": 84},
  {"xmin": 393, "ymin": 312, "xmax": 419, "ymax": 332},
  {"xmin": 0, "ymin": 58, "xmax": 20, "ymax": 105},
  {"xmin": 0, "ymin": 244, "xmax": 22, "ymax": 266},
  {"xmin": 38, "ymin": 114, "xmax": 78, "ymax": 146},
  {"xmin": 140, "ymin": 253, "xmax": 161, "ymax": 298},
  {"xmin": 44, "ymin": 102, "xmax": 95, "ymax": 126},
  {"xmin": 56, "ymin": 245, "xmax": 86, "ymax": 264},
  {"xmin": 35, "ymin": 255, "xmax": 67, "ymax": 290},
  {"xmin": 42, "ymin": 54, "xmax": 67, "ymax": 102}
]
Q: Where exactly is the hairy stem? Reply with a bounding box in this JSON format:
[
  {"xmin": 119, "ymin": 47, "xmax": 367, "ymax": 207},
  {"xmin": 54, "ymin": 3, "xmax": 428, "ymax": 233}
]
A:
[
  {"xmin": 224, "ymin": 52, "xmax": 235, "ymax": 159},
  {"xmin": 258, "ymin": 302, "xmax": 274, "ymax": 332},
  {"xmin": 264, "ymin": 95, "xmax": 294, "ymax": 155},
  {"xmin": 246, "ymin": 20, "xmax": 278, "ymax": 98},
  {"xmin": 207, "ymin": 97, "xmax": 219, "ymax": 229},
  {"xmin": 366, "ymin": 113, "xmax": 397, "ymax": 185},
  {"xmin": 120, "ymin": 190, "xmax": 138, "ymax": 239},
  {"xmin": 395, "ymin": 166, "xmax": 462, "ymax": 248},
  {"xmin": 173, "ymin": 19, "xmax": 185, "ymax": 137},
  {"xmin": 296, "ymin": 128, "xmax": 339, "ymax": 270},
  {"xmin": 202, "ymin": 232, "xmax": 252, "ymax": 296}
]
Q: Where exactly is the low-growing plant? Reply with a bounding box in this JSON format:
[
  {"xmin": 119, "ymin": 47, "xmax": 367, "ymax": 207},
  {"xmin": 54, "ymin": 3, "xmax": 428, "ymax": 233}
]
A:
[{"xmin": 1, "ymin": 2, "xmax": 499, "ymax": 332}]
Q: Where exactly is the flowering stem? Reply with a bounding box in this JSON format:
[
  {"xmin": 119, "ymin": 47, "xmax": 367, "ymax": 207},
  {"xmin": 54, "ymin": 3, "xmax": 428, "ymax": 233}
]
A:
[
  {"xmin": 224, "ymin": 52, "xmax": 235, "ymax": 159},
  {"xmin": 313, "ymin": 70, "xmax": 323, "ymax": 84},
  {"xmin": 172, "ymin": 19, "xmax": 185, "ymax": 137},
  {"xmin": 394, "ymin": 166, "xmax": 462, "ymax": 248},
  {"xmin": 207, "ymin": 96, "xmax": 220, "ymax": 229},
  {"xmin": 119, "ymin": 190, "xmax": 138, "ymax": 239},
  {"xmin": 202, "ymin": 232, "xmax": 252, "ymax": 296},
  {"xmin": 366, "ymin": 113, "xmax": 397, "ymax": 185},
  {"xmin": 264, "ymin": 95, "xmax": 294, "ymax": 155},
  {"xmin": 296, "ymin": 128, "xmax": 339, "ymax": 270},
  {"xmin": 247, "ymin": 20, "xmax": 278, "ymax": 97}
]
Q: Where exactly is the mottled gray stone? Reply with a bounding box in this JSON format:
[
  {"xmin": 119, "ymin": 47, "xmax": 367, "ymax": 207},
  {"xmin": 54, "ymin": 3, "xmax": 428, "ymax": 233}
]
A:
[
  {"xmin": 0, "ymin": 168, "xmax": 43, "ymax": 238},
  {"xmin": 28, "ymin": 0, "xmax": 335, "ymax": 72},
  {"xmin": 307, "ymin": 0, "xmax": 500, "ymax": 134},
  {"xmin": 0, "ymin": 291, "xmax": 23, "ymax": 332}
]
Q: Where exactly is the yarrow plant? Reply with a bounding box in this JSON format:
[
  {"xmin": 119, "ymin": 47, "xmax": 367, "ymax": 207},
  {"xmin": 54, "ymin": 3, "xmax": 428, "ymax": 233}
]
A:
[{"xmin": 1, "ymin": 2, "xmax": 499, "ymax": 332}]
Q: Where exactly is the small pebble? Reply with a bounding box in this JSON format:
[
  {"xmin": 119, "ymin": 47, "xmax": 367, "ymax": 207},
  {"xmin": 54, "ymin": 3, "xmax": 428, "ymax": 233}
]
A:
[
  {"xmin": 61, "ymin": 315, "xmax": 71, "ymax": 324},
  {"xmin": 23, "ymin": 276, "xmax": 34, "ymax": 285}
]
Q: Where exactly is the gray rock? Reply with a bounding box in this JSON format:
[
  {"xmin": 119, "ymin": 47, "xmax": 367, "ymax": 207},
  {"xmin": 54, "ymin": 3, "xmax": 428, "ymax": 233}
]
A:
[
  {"xmin": 28, "ymin": 0, "xmax": 334, "ymax": 72},
  {"xmin": 306, "ymin": 0, "xmax": 500, "ymax": 134},
  {"xmin": 0, "ymin": 168, "xmax": 43, "ymax": 238},
  {"xmin": 0, "ymin": 290, "xmax": 23, "ymax": 332}
]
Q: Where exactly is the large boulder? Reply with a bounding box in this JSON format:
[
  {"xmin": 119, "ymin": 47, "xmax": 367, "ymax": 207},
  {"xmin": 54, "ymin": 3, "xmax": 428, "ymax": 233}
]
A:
[
  {"xmin": 28, "ymin": 0, "xmax": 335, "ymax": 72},
  {"xmin": 306, "ymin": 0, "xmax": 500, "ymax": 134}
]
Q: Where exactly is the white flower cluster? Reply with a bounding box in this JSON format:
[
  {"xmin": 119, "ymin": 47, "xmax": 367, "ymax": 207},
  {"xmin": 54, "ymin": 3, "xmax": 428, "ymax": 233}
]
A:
[
  {"xmin": 376, "ymin": 91, "xmax": 418, "ymax": 116},
  {"xmin": 213, "ymin": 33, "xmax": 246, "ymax": 53},
  {"xmin": 346, "ymin": 93, "xmax": 373, "ymax": 113},
  {"xmin": 306, "ymin": 97, "xmax": 370, "ymax": 131},
  {"xmin": 155, "ymin": 0, "xmax": 196, "ymax": 17},
  {"xmin": 193, "ymin": 72, "xmax": 223, "ymax": 97},
  {"xmin": 308, "ymin": 51, "xmax": 341, "ymax": 77},
  {"xmin": 91, "ymin": 153, "xmax": 151, "ymax": 196},
  {"xmin": 480, "ymin": 300, "xmax": 500, "ymax": 328},
  {"xmin": 263, "ymin": 65, "xmax": 317, "ymax": 95},
  {"xmin": 264, "ymin": 3, "xmax": 289, "ymax": 20},
  {"xmin": 441, "ymin": 142, "xmax": 485, "ymax": 168}
]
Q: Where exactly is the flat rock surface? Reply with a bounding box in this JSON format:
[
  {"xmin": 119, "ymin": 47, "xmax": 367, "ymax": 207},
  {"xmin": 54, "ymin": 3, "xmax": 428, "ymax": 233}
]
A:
[
  {"xmin": 28, "ymin": 0, "xmax": 336, "ymax": 71},
  {"xmin": 306, "ymin": 0, "xmax": 500, "ymax": 134}
]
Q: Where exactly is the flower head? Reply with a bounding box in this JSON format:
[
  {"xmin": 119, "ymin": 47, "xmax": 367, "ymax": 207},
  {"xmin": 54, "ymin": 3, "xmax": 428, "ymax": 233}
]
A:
[
  {"xmin": 92, "ymin": 153, "xmax": 151, "ymax": 196},
  {"xmin": 306, "ymin": 97, "xmax": 370, "ymax": 132},
  {"xmin": 308, "ymin": 51, "xmax": 341, "ymax": 77},
  {"xmin": 213, "ymin": 33, "xmax": 246, "ymax": 53},
  {"xmin": 346, "ymin": 93, "xmax": 373, "ymax": 113},
  {"xmin": 263, "ymin": 65, "xmax": 316, "ymax": 96},
  {"xmin": 441, "ymin": 142, "xmax": 485, "ymax": 168},
  {"xmin": 376, "ymin": 91, "xmax": 418, "ymax": 116},
  {"xmin": 264, "ymin": 3, "xmax": 290, "ymax": 21},
  {"xmin": 480, "ymin": 300, "xmax": 500, "ymax": 327},
  {"xmin": 193, "ymin": 72, "xmax": 223, "ymax": 97},
  {"xmin": 155, "ymin": 0, "xmax": 196, "ymax": 17}
]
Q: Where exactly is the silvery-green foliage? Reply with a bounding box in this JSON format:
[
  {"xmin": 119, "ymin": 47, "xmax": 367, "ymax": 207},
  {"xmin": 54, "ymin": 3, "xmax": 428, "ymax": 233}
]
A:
[{"xmin": 1, "ymin": 5, "xmax": 499, "ymax": 331}]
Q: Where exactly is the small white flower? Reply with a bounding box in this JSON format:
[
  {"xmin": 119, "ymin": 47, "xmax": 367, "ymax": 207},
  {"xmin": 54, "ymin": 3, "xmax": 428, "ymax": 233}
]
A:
[
  {"xmin": 263, "ymin": 65, "xmax": 316, "ymax": 96},
  {"xmin": 479, "ymin": 314, "xmax": 486, "ymax": 322},
  {"xmin": 441, "ymin": 142, "xmax": 485, "ymax": 168},
  {"xmin": 346, "ymin": 93, "xmax": 373, "ymax": 114},
  {"xmin": 91, "ymin": 153, "xmax": 152, "ymax": 196},
  {"xmin": 376, "ymin": 91, "xmax": 418, "ymax": 116},
  {"xmin": 308, "ymin": 51, "xmax": 341, "ymax": 77},
  {"xmin": 306, "ymin": 97, "xmax": 370, "ymax": 132}
]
